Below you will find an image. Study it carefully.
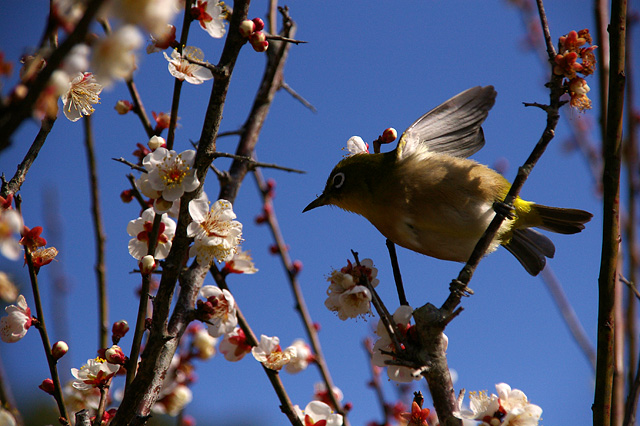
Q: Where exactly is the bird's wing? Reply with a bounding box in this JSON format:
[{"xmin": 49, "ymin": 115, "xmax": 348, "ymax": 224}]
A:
[{"xmin": 396, "ymin": 86, "xmax": 497, "ymax": 160}]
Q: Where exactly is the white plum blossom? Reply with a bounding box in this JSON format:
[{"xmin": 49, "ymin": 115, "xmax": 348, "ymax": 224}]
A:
[
  {"xmin": 251, "ymin": 334, "xmax": 297, "ymax": 371},
  {"xmin": 0, "ymin": 408, "xmax": 17, "ymax": 426},
  {"xmin": 127, "ymin": 208, "xmax": 176, "ymax": 260},
  {"xmin": 346, "ymin": 136, "xmax": 369, "ymax": 155},
  {"xmin": 0, "ymin": 295, "xmax": 32, "ymax": 343},
  {"xmin": 192, "ymin": 0, "xmax": 226, "ymax": 38},
  {"xmin": 294, "ymin": 401, "xmax": 343, "ymax": 426},
  {"xmin": 0, "ymin": 209, "xmax": 23, "ymax": 260},
  {"xmin": 107, "ymin": 0, "xmax": 179, "ymax": 37},
  {"xmin": 199, "ymin": 285, "xmax": 237, "ymax": 337},
  {"xmin": 71, "ymin": 358, "xmax": 120, "ymax": 390},
  {"xmin": 62, "ymin": 44, "xmax": 91, "ymax": 75},
  {"xmin": 219, "ymin": 326, "xmax": 251, "ymax": 361},
  {"xmin": 325, "ymin": 258, "xmax": 379, "ymax": 320},
  {"xmin": 187, "ymin": 199, "xmax": 243, "ymax": 265},
  {"xmin": 460, "ymin": 383, "xmax": 542, "ymax": 426},
  {"xmin": 153, "ymin": 384, "xmax": 193, "ymax": 417},
  {"xmin": 92, "ymin": 25, "xmax": 143, "ymax": 86},
  {"xmin": 163, "ymin": 47, "xmax": 213, "ymax": 84},
  {"xmin": 143, "ymin": 147, "xmax": 200, "ymax": 202},
  {"xmin": 223, "ymin": 247, "xmax": 258, "ymax": 274},
  {"xmin": 285, "ymin": 338, "xmax": 313, "ymax": 374},
  {"xmin": 193, "ymin": 327, "xmax": 217, "ymax": 360},
  {"xmin": 371, "ymin": 305, "xmax": 422, "ymax": 383},
  {"xmin": 0, "ymin": 272, "xmax": 18, "ymax": 302},
  {"xmin": 61, "ymin": 72, "xmax": 102, "ymax": 122}
]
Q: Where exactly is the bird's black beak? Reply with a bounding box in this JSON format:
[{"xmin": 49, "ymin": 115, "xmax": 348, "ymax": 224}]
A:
[{"xmin": 303, "ymin": 193, "xmax": 327, "ymax": 212}]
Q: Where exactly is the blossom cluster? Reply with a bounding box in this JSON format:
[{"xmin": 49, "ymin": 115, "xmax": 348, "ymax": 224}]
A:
[
  {"xmin": 325, "ymin": 258, "xmax": 379, "ymax": 320},
  {"xmin": 553, "ymin": 29, "xmax": 597, "ymax": 111}
]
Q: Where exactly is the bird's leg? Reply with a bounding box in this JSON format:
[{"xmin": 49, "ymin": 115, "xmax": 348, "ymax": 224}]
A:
[{"xmin": 492, "ymin": 200, "xmax": 515, "ymax": 220}]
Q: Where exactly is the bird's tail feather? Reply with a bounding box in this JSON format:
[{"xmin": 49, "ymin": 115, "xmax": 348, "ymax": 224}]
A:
[
  {"xmin": 504, "ymin": 228, "xmax": 556, "ymax": 276},
  {"xmin": 533, "ymin": 204, "xmax": 593, "ymax": 234}
]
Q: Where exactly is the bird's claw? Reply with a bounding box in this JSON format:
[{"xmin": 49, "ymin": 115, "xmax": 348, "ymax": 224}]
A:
[
  {"xmin": 493, "ymin": 201, "xmax": 515, "ymax": 220},
  {"xmin": 449, "ymin": 279, "xmax": 474, "ymax": 297}
]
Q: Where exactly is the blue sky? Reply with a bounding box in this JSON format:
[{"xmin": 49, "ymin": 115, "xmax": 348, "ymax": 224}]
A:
[{"xmin": 0, "ymin": 0, "xmax": 636, "ymax": 425}]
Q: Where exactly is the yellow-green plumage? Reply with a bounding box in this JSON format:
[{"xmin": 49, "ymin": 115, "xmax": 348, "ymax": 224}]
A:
[{"xmin": 304, "ymin": 86, "xmax": 592, "ymax": 275}]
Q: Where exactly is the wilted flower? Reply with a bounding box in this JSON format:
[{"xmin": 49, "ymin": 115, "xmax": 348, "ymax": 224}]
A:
[
  {"xmin": 198, "ymin": 285, "xmax": 237, "ymax": 337},
  {"xmin": 0, "ymin": 295, "xmax": 32, "ymax": 343},
  {"xmin": 251, "ymin": 334, "xmax": 297, "ymax": 371},
  {"xmin": 127, "ymin": 208, "xmax": 176, "ymax": 260},
  {"xmin": 70, "ymin": 358, "xmax": 120, "ymax": 390},
  {"xmin": 163, "ymin": 46, "xmax": 213, "ymax": 84},
  {"xmin": 187, "ymin": 199, "xmax": 243, "ymax": 265}
]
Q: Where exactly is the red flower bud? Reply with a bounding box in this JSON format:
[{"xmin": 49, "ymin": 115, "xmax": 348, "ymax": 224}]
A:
[
  {"xmin": 39, "ymin": 378, "xmax": 55, "ymax": 395},
  {"xmin": 252, "ymin": 18, "xmax": 265, "ymax": 32},
  {"xmin": 112, "ymin": 320, "xmax": 130, "ymax": 340}
]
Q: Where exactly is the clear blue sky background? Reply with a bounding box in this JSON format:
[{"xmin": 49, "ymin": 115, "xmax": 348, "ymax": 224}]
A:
[{"xmin": 0, "ymin": 1, "xmax": 637, "ymax": 425}]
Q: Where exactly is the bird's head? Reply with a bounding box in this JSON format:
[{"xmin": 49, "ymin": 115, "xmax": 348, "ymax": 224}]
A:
[{"xmin": 303, "ymin": 153, "xmax": 386, "ymax": 214}]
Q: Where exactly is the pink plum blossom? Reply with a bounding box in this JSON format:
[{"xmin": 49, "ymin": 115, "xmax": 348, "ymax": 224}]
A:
[{"xmin": 0, "ymin": 295, "xmax": 32, "ymax": 343}]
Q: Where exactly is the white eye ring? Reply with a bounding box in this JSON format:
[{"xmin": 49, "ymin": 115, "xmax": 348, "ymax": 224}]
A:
[{"xmin": 332, "ymin": 172, "xmax": 345, "ymax": 189}]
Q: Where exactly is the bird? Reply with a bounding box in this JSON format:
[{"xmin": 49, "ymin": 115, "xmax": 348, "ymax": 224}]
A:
[{"xmin": 303, "ymin": 86, "xmax": 592, "ymax": 276}]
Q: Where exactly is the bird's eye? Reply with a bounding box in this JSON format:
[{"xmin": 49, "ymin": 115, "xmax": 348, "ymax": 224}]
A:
[{"xmin": 332, "ymin": 172, "xmax": 345, "ymax": 189}]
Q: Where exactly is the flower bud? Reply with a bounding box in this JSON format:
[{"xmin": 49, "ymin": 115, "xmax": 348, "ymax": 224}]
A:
[
  {"xmin": 112, "ymin": 320, "xmax": 130, "ymax": 339},
  {"xmin": 115, "ymin": 100, "xmax": 133, "ymax": 114},
  {"xmin": 239, "ymin": 20, "xmax": 255, "ymax": 38},
  {"xmin": 292, "ymin": 260, "xmax": 303, "ymax": 274},
  {"xmin": 252, "ymin": 17, "xmax": 265, "ymax": 32},
  {"xmin": 39, "ymin": 378, "xmax": 55, "ymax": 395},
  {"xmin": 120, "ymin": 190, "xmax": 134, "ymax": 203},
  {"xmin": 252, "ymin": 40, "xmax": 269, "ymax": 53},
  {"xmin": 52, "ymin": 341, "xmax": 69, "ymax": 360},
  {"xmin": 140, "ymin": 255, "xmax": 156, "ymax": 274},
  {"xmin": 381, "ymin": 127, "xmax": 398, "ymax": 144},
  {"xmin": 249, "ymin": 31, "xmax": 266, "ymax": 44},
  {"xmin": 148, "ymin": 135, "xmax": 166, "ymax": 151},
  {"xmin": 105, "ymin": 344, "xmax": 126, "ymax": 364}
]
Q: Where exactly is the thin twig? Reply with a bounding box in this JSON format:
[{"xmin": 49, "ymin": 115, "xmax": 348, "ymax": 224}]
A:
[
  {"xmin": 540, "ymin": 267, "xmax": 596, "ymax": 370},
  {"xmin": 255, "ymin": 167, "xmax": 349, "ymax": 423},
  {"xmin": 84, "ymin": 115, "xmax": 109, "ymax": 350},
  {"xmin": 126, "ymin": 79, "xmax": 155, "ymax": 138},
  {"xmin": 265, "ymin": 33, "xmax": 307, "ymax": 44},
  {"xmin": 0, "ymin": 117, "xmax": 55, "ymax": 199},
  {"xmin": 280, "ymin": 81, "xmax": 317, "ymax": 113},
  {"xmin": 385, "ymin": 240, "xmax": 408, "ymax": 306},
  {"xmin": 213, "ymin": 151, "xmax": 305, "ymax": 173},
  {"xmin": 112, "ymin": 157, "xmax": 146, "ymax": 172},
  {"xmin": 166, "ymin": 0, "xmax": 194, "ymax": 150},
  {"xmin": 24, "ymin": 246, "xmax": 69, "ymax": 424}
]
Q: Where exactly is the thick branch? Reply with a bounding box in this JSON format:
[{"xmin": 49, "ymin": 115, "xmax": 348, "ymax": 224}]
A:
[{"xmin": 594, "ymin": 0, "xmax": 627, "ymax": 425}]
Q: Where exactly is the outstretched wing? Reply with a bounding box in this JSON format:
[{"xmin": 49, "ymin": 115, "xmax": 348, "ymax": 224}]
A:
[{"xmin": 396, "ymin": 86, "xmax": 497, "ymax": 160}]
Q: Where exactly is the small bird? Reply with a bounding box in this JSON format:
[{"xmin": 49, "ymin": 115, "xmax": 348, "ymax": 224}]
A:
[{"xmin": 303, "ymin": 86, "xmax": 592, "ymax": 276}]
